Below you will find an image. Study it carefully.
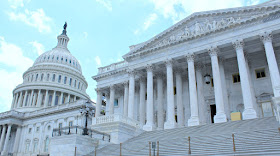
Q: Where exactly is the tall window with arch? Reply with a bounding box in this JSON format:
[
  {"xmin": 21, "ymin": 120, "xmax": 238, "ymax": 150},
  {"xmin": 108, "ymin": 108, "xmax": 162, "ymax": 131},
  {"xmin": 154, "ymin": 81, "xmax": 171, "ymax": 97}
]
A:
[
  {"xmin": 41, "ymin": 74, "xmax": 44, "ymax": 81},
  {"xmin": 69, "ymin": 78, "xmax": 72, "ymax": 86},
  {"xmin": 44, "ymin": 136, "xmax": 50, "ymax": 152},
  {"xmin": 25, "ymin": 140, "xmax": 31, "ymax": 153},
  {"xmin": 47, "ymin": 74, "xmax": 50, "ymax": 81},
  {"xmin": 64, "ymin": 76, "xmax": 67, "ymax": 84},
  {"xmin": 52, "ymin": 74, "xmax": 55, "ymax": 82},
  {"xmin": 58, "ymin": 75, "xmax": 61, "ymax": 83},
  {"xmin": 35, "ymin": 74, "xmax": 38, "ymax": 81}
]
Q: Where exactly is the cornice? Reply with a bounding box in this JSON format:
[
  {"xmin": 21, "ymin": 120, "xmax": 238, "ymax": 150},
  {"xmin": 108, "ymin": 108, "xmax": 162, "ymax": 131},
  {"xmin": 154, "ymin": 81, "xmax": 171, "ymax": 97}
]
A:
[{"xmin": 124, "ymin": 3, "xmax": 280, "ymax": 60}]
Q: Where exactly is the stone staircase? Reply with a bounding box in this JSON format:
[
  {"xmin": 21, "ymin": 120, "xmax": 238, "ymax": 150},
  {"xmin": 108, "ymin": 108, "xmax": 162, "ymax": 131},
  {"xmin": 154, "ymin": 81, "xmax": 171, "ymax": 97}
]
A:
[{"xmin": 87, "ymin": 117, "xmax": 280, "ymax": 156}]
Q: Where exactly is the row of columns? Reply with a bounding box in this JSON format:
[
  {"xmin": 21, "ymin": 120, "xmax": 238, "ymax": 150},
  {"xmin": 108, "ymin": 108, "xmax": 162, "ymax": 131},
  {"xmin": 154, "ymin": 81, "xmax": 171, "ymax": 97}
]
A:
[
  {"xmin": 11, "ymin": 90, "xmax": 77, "ymax": 109},
  {"xmin": 94, "ymin": 31, "xmax": 280, "ymax": 130},
  {"xmin": 0, "ymin": 124, "xmax": 21, "ymax": 155}
]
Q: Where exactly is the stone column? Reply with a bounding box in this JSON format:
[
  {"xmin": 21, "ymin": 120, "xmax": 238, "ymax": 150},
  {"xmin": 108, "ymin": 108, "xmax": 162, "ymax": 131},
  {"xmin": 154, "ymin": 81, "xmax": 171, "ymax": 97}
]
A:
[
  {"xmin": 109, "ymin": 85, "xmax": 115, "ymax": 115},
  {"xmin": 164, "ymin": 59, "xmax": 177, "ymax": 129},
  {"xmin": 104, "ymin": 92, "xmax": 110, "ymax": 116},
  {"xmin": 156, "ymin": 74, "xmax": 164, "ymax": 130},
  {"xmin": 175, "ymin": 70, "xmax": 184, "ymax": 127},
  {"xmin": 32, "ymin": 92, "xmax": 37, "ymax": 106},
  {"xmin": 17, "ymin": 91, "xmax": 23, "ymax": 107},
  {"xmin": 44, "ymin": 90, "xmax": 49, "ymax": 107},
  {"xmin": 36, "ymin": 90, "xmax": 42, "ymax": 107},
  {"xmin": 10, "ymin": 95, "xmax": 16, "ymax": 109},
  {"xmin": 260, "ymin": 32, "xmax": 280, "ymax": 97},
  {"xmin": 123, "ymin": 82, "xmax": 129, "ymax": 117},
  {"xmin": 208, "ymin": 47, "xmax": 227, "ymax": 123},
  {"xmin": 0, "ymin": 126, "xmax": 6, "ymax": 152},
  {"xmin": 95, "ymin": 88, "xmax": 102, "ymax": 117},
  {"xmin": 128, "ymin": 70, "xmax": 135, "ymax": 119},
  {"xmin": 29, "ymin": 90, "xmax": 34, "ymax": 106},
  {"xmin": 13, "ymin": 126, "xmax": 22, "ymax": 154},
  {"xmin": 187, "ymin": 54, "xmax": 200, "ymax": 126},
  {"xmin": 233, "ymin": 39, "xmax": 257, "ymax": 119},
  {"xmin": 143, "ymin": 65, "xmax": 155, "ymax": 131},
  {"xmin": 2, "ymin": 124, "xmax": 12, "ymax": 155},
  {"xmin": 139, "ymin": 77, "xmax": 146, "ymax": 126},
  {"xmin": 219, "ymin": 58, "xmax": 230, "ymax": 119},
  {"xmin": 60, "ymin": 92, "xmax": 64, "ymax": 104},
  {"xmin": 74, "ymin": 96, "xmax": 77, "ymax": 101},
  {"xmin": 13, "ymin": 94, "xmax": 19, "ymax": 109},
  {"xmin": 67, "ymin": 94, "xmax": 70, "ymax": 103},
  {"xmin": 22, "ymin": 90, "xmax": 28, "ymax": 107},
  {"xmin": 52, "ymin": 91, "xmax": 56, "ymax": 106},
  {"xmin": 195, "ymin": 63, "xmax": 207, "ymax": 125}
]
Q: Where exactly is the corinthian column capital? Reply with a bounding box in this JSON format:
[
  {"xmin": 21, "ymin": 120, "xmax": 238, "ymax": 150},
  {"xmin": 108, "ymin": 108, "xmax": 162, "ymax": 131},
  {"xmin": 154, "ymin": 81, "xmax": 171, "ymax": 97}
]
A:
[
  {"xmin": 208, "ymin": 46, "xmax": 220, "ymax": 57},
  {"xmin": 186, "ymin": 54, "xmax": 195, "ymax": 62},
  {"xmin": 165, "ymin": 58, "xmax": 173, "ymax": 67},
  {"xmin": 259, "ymin": 31, "xmax": 273, "ymax": 43},
  {"xmin": 232, "ymin": 39, "xmax": 244, "ymax": 50},
  {"xmin": 146, "ymin": 64, "xmax": 154, "ymax": 72},
  {"xmin": 127, "ymin": 68, "xmax": 136, "ymax": 77}
]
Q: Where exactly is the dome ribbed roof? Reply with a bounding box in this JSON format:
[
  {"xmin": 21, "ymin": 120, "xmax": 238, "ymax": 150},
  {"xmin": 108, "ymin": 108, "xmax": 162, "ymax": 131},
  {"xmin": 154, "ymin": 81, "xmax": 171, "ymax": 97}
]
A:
[{"xmin": 33, "ymin": 30, "xmax": 82, "ymax": 73}]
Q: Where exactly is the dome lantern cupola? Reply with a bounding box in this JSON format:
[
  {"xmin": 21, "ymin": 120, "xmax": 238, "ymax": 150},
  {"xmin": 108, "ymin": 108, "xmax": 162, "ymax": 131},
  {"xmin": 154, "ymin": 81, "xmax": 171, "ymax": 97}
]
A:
[{"xmin": 56, "ymin": 22, "xmax": 69, "ymax": 50}]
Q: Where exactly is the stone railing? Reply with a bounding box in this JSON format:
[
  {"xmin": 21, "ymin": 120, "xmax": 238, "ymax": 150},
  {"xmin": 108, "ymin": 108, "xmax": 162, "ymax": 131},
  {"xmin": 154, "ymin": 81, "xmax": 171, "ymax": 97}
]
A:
[
  {"xmin": 98, "ymin": 61, "xmax": 128, "ymax": 74},
  {"xmin": 93, "ymin": 114, "xmax": 141, "ymax": 128}
]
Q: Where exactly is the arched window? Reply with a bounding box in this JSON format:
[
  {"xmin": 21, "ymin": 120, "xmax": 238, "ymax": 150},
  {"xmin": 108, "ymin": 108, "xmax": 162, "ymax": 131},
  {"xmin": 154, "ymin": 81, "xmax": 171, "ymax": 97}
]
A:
[
  {"xmin": 58, "ymin": 75, "xmax": 61, "ymax": 83},
  {"xmin": 52, "ymin": 74, "xmax": 55, "ymax": 82},
  {"xmin": 74, "ymin": 80, "xmax": 76, "ymax": 87},
  {"xmin": 31, "ymin": 75, "xmax": 34, "ymax": 82},
  {"xmin": 47, "ymin": 74, "xmax": 50, "ymax": 81},
  {"xmin": 33, "ymin": 138, "xmax": 39, "ymax": 152},
  {"xmin": 35, "ymin": 74, "xmax": 38, "ymax": 81},
  {"xmin": 41, "ymin": 74, "xmax": 44, "ymax": 81},
  {"xmin": 78, "ymin": 82, "xmax": 80, "ymax": 89},
  {"xmin": 64, "ymin": 76, "xmax": 67, "ymax": 84},
  {"xmin": 69, "ymin": 78, "xmax": 72, "ymax": 86},
  {"xmin": 25, "ymin": 139, "xmax": 31, "ymax": 153},
  {"xmin": 44, "ymin": 137, "xmax": 49, "ymax": 152}
]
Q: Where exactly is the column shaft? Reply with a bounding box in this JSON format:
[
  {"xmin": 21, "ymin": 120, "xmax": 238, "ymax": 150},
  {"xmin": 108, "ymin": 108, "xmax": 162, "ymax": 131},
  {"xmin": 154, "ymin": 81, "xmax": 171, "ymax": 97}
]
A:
[
  {"xmin": 187, "ymin": 55, "xmax": 200, "ymax": 126},
  {"xmin": 233, "ymin": 40, "xmax": 257, "ymax": 119},
  {"xmin": 17, "ymin": 92, "xmax": 23, "ymax": 107},
  {"xmin": 208, "ymin": 47, "xmax": 227, "ymax": 123},
  {"xmin": 123, "ymin": 82, "xmax": 129, "ymax": 116},
  {"xmin": 219, "ymin": 59, "xmax": 230, "ymax": 119},
  {"xmin": 60, "ymin": 92, "xmax": 64, "ymax": 104},
  {"xmin": 95, "ymin": 89, "xmax": 102, "ymax": 117},
  {"xmin": 109, "ymin": 86, "xmax": 115, "ymax": 115},
  {"xmin": 22, "ymin": 91, "xmax": 28, "ymax": 107},
  {"xmin": 36, "ymin": 90, "xmax": 42, "ymax": 107},
  {"xmin": 128, "ymin": 71, "xmax": 135, "ymax": 119},
  {"xmin": 29, "ymin": 90, "xmax": 34, "ymax": 106},
  {"xmin": 67, "ymin": 94, "xmax": 70, "ymax": 103},
  {"xmin": 175, "ymin": 71, "xmax": 184, "ymax": 127},
  {"xmin": 44, "ymin": 90, "xmax": 49, "ymax": 107},
  {"xmin": 139, "ymin": 79, "xmax": 146, "ymax": 125},
  {"xmin": 0, "ymin": 126, "xmax": 6, "ymax": 151},
  {"xmin": 195, "ymin": 65, "xmax": 207, "ymax": 124},
  {"xmin": 32, "ymin": 92, "xmax": 37, "ymax": 106},
  {"xmin": 143, "ymin": 65, "xmax": 155, "ymax": 131},
  {"xmin": 157, "ymin": 75, "xmax": 164, "ymax": 130},
  {"xmin": 13, "ymin": 126, "xmax": 22, "ymax": 153},
  {"xmin": 13, "ymin": 94, "xmax": 19, "ymax": 109},
  {"xmin": 52, "ymin": 91, "xmax": 56, "ymax": 106},
  {"xmin": 11, "ymin": 95, "xmax": 16, "ymax": 109},
  {"xmin": 164, "ymin": 60, "xmax": 176, "ymax": 129},
  {"xmin": 2, "ymin": 125, "xmax": 12, "ymax": 154}
]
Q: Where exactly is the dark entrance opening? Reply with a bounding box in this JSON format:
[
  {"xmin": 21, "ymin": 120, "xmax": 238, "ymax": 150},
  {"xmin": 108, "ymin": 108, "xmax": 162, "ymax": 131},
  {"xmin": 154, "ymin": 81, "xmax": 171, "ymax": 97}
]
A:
[{"xmin": 210, "ymin": 104, "xmax": 216, "ymax": 123}]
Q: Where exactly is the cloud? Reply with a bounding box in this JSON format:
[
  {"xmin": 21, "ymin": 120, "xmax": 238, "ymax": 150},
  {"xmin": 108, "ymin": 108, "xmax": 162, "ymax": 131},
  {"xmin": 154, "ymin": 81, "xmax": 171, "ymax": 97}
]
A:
[
  {"xmin": 8, "ymin": 0, "xmax": 24, "ymax": 9},
  {"xmin": 95, "ymin": 56, "xmax": 102, "ymax": 67},
  {"xmin": 0, "ymin": 37, "xmax": 33, "ymax": 112},
  {"xmin": 143, "ymin": 13, "xmax": 158, "ymax": 30},
  {"xmin": 7, "ymin": 9, "xmax": 53, "ymax": 33},
  {"xmin": 29, "ymin": 41, "xmax": 45, "ymax": 55},
  {"xmin": 148, "ymin": 0, "xmax": 263, "ymax": 23},
  {"xmin": 96, "ymin": 0, "xmax": 113, "ymax": 11}
]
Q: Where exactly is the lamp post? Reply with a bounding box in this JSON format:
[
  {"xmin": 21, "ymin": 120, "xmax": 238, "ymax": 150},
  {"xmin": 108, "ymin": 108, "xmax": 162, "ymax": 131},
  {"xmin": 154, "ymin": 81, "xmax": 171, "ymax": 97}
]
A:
[{"xmin": 80, "ymin": 100, "xmax": 94, "ymax": 135}]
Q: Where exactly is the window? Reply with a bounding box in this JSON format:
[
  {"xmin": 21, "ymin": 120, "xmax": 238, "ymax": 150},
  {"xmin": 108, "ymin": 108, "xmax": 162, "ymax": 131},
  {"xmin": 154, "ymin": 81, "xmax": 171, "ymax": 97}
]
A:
[
  {"xmin": 47, "ymin": 74, "xmax": 50, "ymax": 81},
  {"xmin": 52, "ymin": 74, "xmax": 55, "ymax": 82},
  {"xmin": 211, "ymin": 78, "xmax": 214, "ymax": 87},
  {"xmin": 29, "ymin": 128, "xmax": 32, "ymax": 133},
  {"xmin": 69, "ymin": 78, "xmax": 72, "ymax": 86},
  {"xmin": 25, "ymin": 140, "xmax": 30, "ymax": 153},
  {"xmin": 114, "ymin": 99, "xmax": 118, "ymax": 106},
  {"xmin": 33, "ymin": 139, "xmax": 39, "ymax": 152},
  {"xmin": 47, "ymin": 125, "xmax": 51, "ymax": 130},
  {"xmin": 59, "ymin": 123, "xmax": 62, "ymax": 129},
  {"xmin": 36, "ymin": 127, "xmax": 40, "ymax": 132},
  {"xmin": 78, "ymin": 82, "xmax": 80, "ymax": 89},
  {"xmin": 74, "ymin": 80, "xmax": 77, "ymax": 87},
  {"xmin": 232, "ymin": 73, "xmax": 240, "ymax": 83},
  {"xmin": 255, "ymin": 68, "xmax": 266, "ymax": 79},
  {"xmin": 41, "ymin": 74, "xmax": 44, "ymax": 81},
  {"xmin": 31, "ymin": 75, "xmax": 33, "ymax": 81},
  {"xmin": 58, "ymin": 75, "xmax": 61, "ymax": 83},
  {"xmin": 64, "ymin": 76, "xmax": 67, "ymax": 84},
  {"xmin": 25, "ymin": 95, "xmax": 29, "ymax": 106},
  {"xmin": 174, "ymin": 87, "xmax": 176, "ymax": 95},
  {"xmin": 48, "ymin": 95, "xmax": 52, "ymax": 106},
  {"xmin": 35, "ymin": 74, "xmax": 38, "ymax": 81},
  {"xmin": 44, "ymin": 137, "xmax": 49, "ymax": 152},
  {"xmin": 41, "ymin": 95, "xmax": 45, "ymax": 106},
  {"xmin": 55, "ymin": 96, "xmax": 59, "ymax": 105},
  {"xmin": 69, "ymin": 121, "xmax": 73, "ymax": 127}
]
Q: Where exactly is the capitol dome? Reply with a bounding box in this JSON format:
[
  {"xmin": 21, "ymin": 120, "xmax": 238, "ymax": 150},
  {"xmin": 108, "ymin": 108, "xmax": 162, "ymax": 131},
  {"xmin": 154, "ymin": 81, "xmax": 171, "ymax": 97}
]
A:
[{"xmin": 10, "ymin": 24, "xmax": 90, "ymax": 112}]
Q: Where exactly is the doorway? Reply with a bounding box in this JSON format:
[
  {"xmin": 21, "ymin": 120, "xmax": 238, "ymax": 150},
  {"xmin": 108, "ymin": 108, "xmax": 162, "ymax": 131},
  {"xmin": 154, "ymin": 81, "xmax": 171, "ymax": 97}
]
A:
[{"xmin": 210, "ymin": 105, "xmax": 216, "ymax": 123}]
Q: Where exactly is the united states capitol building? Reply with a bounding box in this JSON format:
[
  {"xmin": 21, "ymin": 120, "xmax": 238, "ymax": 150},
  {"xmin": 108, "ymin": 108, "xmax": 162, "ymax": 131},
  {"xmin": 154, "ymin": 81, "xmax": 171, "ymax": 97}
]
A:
[{"xmin": 2, "ymin": 0, "xmax": 280, "ymax": 156}]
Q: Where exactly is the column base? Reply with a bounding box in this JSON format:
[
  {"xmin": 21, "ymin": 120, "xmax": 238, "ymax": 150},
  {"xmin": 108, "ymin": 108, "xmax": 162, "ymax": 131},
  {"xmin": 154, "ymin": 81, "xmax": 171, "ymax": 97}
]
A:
[
  {"xmin": 214, "ymin": 113, "xmax": 227, "ymax": 123},
  {"xmin": 164, "ymin": 120, "xmax": 177, "ymax": 129},
  {"xmin": 188, "ymin": 117, "xmax": 200, "ymax": 127},
  {"xmin": 143, "ymin": 123, "xmax": 156, "ymax": 131},
  {"xmin": 242, "ymin": 108, "xmax": 257, "ymax": 120}
]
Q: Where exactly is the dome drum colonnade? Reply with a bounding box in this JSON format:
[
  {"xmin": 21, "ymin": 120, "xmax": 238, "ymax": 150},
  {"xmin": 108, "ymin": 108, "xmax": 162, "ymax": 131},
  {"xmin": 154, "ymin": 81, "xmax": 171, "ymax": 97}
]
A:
[
  {"xmin": 94, "ymin": 31, "xmax": 280, "ymax": 131},
  {"xmin": 10, "ymin": 27, "xmax": 89, "ymax": 111}
]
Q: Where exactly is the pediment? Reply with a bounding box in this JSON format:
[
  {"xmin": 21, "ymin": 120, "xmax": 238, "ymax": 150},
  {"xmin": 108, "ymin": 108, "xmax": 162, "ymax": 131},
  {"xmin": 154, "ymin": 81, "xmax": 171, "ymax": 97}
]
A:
[{"xmin": 124, "ymin": 1, "xmax": 280, "ymax": 59}]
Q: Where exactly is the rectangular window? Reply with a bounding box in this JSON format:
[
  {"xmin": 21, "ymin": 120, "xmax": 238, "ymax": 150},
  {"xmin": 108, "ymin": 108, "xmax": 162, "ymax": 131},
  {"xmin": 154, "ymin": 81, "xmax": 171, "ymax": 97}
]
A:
[
  {"xmin": 52, "ymin": 74, "xmax": 55, "ymax": 82},
  {"xmin": 48, "ymin": 95, "xmax": 52, "ymax": 106},
  {"xmin": 36, "ymin": 127, "xmax": 40, "ymax": 132},
  {"xmin": 174, "ymin": 87, "xmax": 176, "ymax": 95},
  {"xmin": 58, "ymin": 75, "xmax": 61, "ymax": 83},
  {"xmin": 74, "ymin": 80, "xmax": 76, "ymax": 87},
  {"xmin": 29, "ymin": 128, "xmax": 32, "ymax": 133},
  {"xmin": 232, "ymin": 73, "xmax": 240, "ymax": 83},
  {"xmin": 64, "ymin": 77, "xmax": 67, "ymax": 84},
  {"xmin": 255, "ymin": 68, "xmax": 266, "ymax": 79},
  {"xmin": 55, "ymin": 96, "xmax": 59, "ymax": 105},
  {"xmin": 114, "ymin": 99, "xmax": 118, "ymax": 106},
  {"xmin": 47, "ymin": 74, "xmax": 50, "ymax": 81},
  {"xmin": 41, "ymin": 95, "xmax": 45, "ymax": 106},
  {"xmin": 41, "ymin": 74, "xmax": 44, "ymax": 81}
]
